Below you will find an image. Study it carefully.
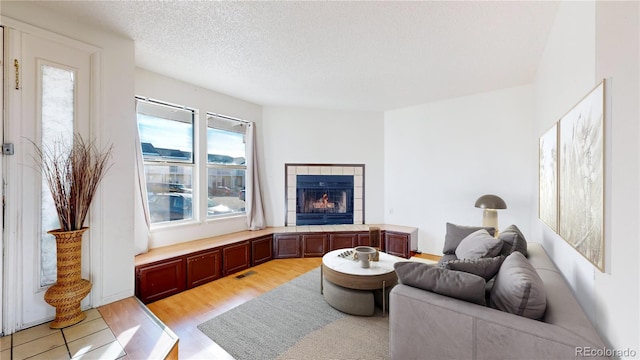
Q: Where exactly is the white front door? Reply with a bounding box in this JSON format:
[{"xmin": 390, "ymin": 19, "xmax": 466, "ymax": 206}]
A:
[{"xmin": 4, "ymin": 26, "xmax": 94, "ymax": 330}]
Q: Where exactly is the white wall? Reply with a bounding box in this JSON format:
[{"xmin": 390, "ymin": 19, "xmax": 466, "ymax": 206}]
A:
[
  {"xmin": 533, "ymin": 0, "xmax": 599, "ymax": 323},
  {"xmin": 1, "ymin": 2, "xmax": 136, "ymax": 305},
  {"xmin": 533, "ymin": 0, "xmax": 639, "ymax": 353},
  {"xmin": 384, "ymin": 85, "xmax": 536, "ymax": 255},
  {"xmin": 136, "ymin": 68, "xmax": 263, "ymax": 248},
  {"xmin": 261, "ymin": 107, "xmax": 385, "ymax": 226}
]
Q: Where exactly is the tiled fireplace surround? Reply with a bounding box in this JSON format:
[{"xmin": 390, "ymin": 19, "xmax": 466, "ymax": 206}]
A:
[{"xmin": 285, "ymin": 164, "xmax": 364, "ymax": 226}]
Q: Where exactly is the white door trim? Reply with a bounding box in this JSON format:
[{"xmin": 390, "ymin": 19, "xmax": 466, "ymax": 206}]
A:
[
  {"xmin": 0, "ymin": 16, "xmax": 99, "ymax": 54},
  {"xmin": 0, "ymin": 25, "xmax": 5, "ymax": 336},
  {"xmin": 3, "ymin": 25, "xmax": 22, "ymax": 335}
]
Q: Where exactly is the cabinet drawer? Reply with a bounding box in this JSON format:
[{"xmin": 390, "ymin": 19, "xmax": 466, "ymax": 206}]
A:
[
  {"xmin": 136, "ymin": 258, "xmax": 185, "ymax": 304},
  {"xmin": 384, "ymin": 232, "xmax": 410, "ymax": 258},
  {"xmin": 187, "ymin": 250, "xmax": 221, "ymax": 289},
  {"xmin": 302, "ymin": 233, "xmax": 328, "ymax": 257},
  {"xmin": 223, "ymin": 241, "xmax": 250, "ymax": 276},
  {"xmin": 357, "ymin": 233, "xmax": 371, "ymax": 247},
  {"xmin": 273, "ymin": 234, "xmax": 301, "ymax": 258},
  {"xmin": 329, "ymin": 233, "xmax": 357, "ymax": 251},
  {"xmin": 252, "ymin": 235, "xmax": 273, "ymax": 266}
]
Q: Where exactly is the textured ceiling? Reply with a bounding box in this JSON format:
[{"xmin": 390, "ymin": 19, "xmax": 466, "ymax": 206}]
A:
[{"xmin": 32, "ymin": 1, "xmax": 559, "ymax": 111}]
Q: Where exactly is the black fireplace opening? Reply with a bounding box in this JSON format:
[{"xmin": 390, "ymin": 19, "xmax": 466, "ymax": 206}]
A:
[{"xmin": 296, "ymin": 175, "xmax": 354, "ymax": 225}]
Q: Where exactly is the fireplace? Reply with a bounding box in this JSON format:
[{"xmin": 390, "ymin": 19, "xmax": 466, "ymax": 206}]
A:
[
  {"xmin": 285, "ymin": 164, "xmax": 364, "ymax": 226},
  {"xmin": 296, "ymin": 175, "xmax": 354, "ymax": 225}
]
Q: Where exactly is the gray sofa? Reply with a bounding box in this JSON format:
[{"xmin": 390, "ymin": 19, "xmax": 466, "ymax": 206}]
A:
[{"xmin": 389, "ymin": 242, "xmax": 607, "ymax": 359}]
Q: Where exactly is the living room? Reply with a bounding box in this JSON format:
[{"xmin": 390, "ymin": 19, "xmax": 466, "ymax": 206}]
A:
[{"xmin": 0, "ymin": 0, "xmax": 638, "ymax": 359}]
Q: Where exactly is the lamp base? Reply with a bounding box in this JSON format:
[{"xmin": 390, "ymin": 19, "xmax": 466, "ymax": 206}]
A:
[{"xmin": 482, "ymin": 209, "xmax": 499, "ymax": 237}]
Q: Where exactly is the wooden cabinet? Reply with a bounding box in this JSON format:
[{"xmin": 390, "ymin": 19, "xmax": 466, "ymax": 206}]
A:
[
  {"xmin": 302, "ymin": 233, "xmax": 328, "ymax": 257},
  {"xmin": 222, "ymin": 241, "xmax": 250, "ymax": 276},
  {"xmin": 135, "ymin": 227, "xmax": 416, "ymax": 303},
  {"xmin": 329, "ymin": 233, "xmax": 357, "ymax": 251},
  {"xmin": 186, "ymin": 249, "xmax": 221, "ymax": 289},
  {"xmin": 273, "ymin": 234, "xmax": 301, "ymax": 258},
  {"xmin": 385, "ymin": 232, "xmax": 411, "ymax": 258},
  {"xmin": 251, "ymin": 235, "xmax": 273, "ymax": 266},
  {"xmin": 136, "ymin": 258, "xmax": 185, "ymax": 304}
]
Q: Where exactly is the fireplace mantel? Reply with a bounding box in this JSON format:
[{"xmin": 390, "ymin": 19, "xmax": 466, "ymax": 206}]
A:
[{"xmin": 285, "ymin": 163, "xmax": 364, "ymax": 226}]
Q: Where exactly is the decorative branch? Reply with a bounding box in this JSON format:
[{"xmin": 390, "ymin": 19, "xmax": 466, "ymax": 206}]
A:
[{"xmin": 32, "ymin": 134, "xmax": 113, "ymax": 231}]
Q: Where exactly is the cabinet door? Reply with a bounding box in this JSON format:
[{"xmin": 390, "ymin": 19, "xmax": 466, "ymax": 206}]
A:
[
  {"xmin": 302, "ymin": 233, "xmax": 328, "ymax": 257},
  {"xmin": 385, "ymin": 232, "xmax": 410, "ymax": 258},
  {"xmin": 136, "ymin": 258, "xmax": 185, "ymax": 304},
  {"xmin": 329, "ymin": 233, "xmax": 357, "ymax": 251},
  {"xmin": 273, "ymin": 234, "xmax": 301, "ymax": 258},
  {"xmin": 187, "ymin": 250, "xmax": 221, "ymax": 289},
  {"xmin": 223, "ymin": 242, "xmax": 250, "ymax": 276},
  {"xmin": 356, "ymin": 233, "xmax": 371, "ymax": 246},
  {"xmin": 252, "ymin": 235, "xmax": 273, "ymax": 266}
]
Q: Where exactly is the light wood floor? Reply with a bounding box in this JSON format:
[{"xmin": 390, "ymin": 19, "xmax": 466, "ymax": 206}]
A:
[
  {"xmin": 148, "ymin": 258, "xmax": 322, "ymax": 359},
  {"xmin": 102, "ymin": 253, "xmax": 440, "ymax": 359}
]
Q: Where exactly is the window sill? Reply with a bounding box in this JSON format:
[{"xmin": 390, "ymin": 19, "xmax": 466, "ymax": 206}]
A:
[
  {"xmin": 149, "ymin": 213, "xmax": 246, "ymax": 232},
  {"xmin": 150, "ymin": 218, "xmax": 200, "ymax": 232},
  {"xmin": 205, "ymin": 212, "xmax": 246, "ymax": 223}
]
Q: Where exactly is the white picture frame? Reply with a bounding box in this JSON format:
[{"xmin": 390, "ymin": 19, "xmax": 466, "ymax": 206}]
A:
[
  {"xmin": 539, "ymin": 124, "xmax": 558, "ymax": 231},
  {"xmin": 558, "ymin": 81, "xmax": 605, "ymax": 271}
]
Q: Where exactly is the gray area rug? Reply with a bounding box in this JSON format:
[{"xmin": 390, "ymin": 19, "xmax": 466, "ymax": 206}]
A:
[{"xmin": 198, "ymin": 267, "xmax": 389, "ymax": 360}]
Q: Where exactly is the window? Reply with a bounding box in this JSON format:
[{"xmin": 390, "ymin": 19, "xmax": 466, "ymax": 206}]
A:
[
  {"xmin": 136, "ymin": 98, "xmax": 195, "ymax": 224},
  {"xmin": 136, "ymin": 98, "xmax": 248, "ymax": 225},
  {"xmin": 206, "ymin": 114, "xmax": 247, "ymax": 217},
  {"xmin": 41, "ymin": 64, "xmax": 75, "ymax": 285}
]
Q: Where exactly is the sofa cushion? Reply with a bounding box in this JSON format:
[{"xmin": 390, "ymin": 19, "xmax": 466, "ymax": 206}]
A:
[
  {"xmin": 499, "ymin": 224, "xmax": 528, "ymax": 257},
  {"xmin": 437, "ymin": 254, "xmax": 458, "ymax": 266},
  {"xmin": 394, "ymin": 261, "xmax": 486, "ymax": 305},
  {"xmin": 489, "ymin": 251, "xmax": 546, "ymax": 319},
  {"xmin": 442, "ymin": 256, "xmax": 505, "ymax": 281},
  {"xmin": 443, "ymin": 223, "xmax": 496, "ymax": 255},
  {"xmin": 455, "ymin": 230, "xmax": 503, "ymax": 259}
]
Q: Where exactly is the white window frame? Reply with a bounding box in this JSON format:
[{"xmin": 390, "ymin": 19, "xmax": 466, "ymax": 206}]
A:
[
  {"xmin": 206, "ymin": 112, "xmax": 248, "ymax": 219},
  {"xmin": 136, "ymin": 97, "xmax": 252, "ymax": 228},
  {"xmin": 136, "ymin": 97, "xmax": 198, "ymax": 226}
]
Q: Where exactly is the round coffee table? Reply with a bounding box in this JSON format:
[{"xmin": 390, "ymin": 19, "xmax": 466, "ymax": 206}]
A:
[{"xmin": 321, "ymin": 248, "xmax": 401, "ymax": 316}]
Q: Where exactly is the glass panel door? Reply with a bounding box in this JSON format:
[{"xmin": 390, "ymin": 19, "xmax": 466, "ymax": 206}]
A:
[
  {"xmin": 39, "ymin": 64, "xmax": 75, "ymax": 286},
  {"xmin": 5, "ymin": 29, "xmax": 92, "ymax": 329}
]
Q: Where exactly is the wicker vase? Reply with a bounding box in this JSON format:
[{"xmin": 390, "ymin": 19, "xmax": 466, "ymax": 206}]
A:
[{"xmin": 44, "ymin": 227, "xmax": 92, "ymax": 329}]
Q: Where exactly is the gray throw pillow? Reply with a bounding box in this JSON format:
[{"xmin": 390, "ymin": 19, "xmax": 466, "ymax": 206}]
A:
[
  {"xmin": 455, "ymin": 230, "xmax": 503, "ymax": 260},
  {"xmin": 394, "ymin": 261, "xmax": 486, "ymax": 306},
  {"xmin": 442, "ymin": 256, "xmax": 505, "ymax": 281},
  {"xmin": 499, "ymin": 224, "xmax": 528, "ymax": 257},
  {"xmin": 443, "ymin": 223, "xmax": 497, "ymax": 255},
  {"xmin": 489, "ymin": 251, "xmax": 546, "ymax": 320}
]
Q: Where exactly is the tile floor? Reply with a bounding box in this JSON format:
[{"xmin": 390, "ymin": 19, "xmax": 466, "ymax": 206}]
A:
[{"xmin": 0, "ymin": 309, "xmax": 126, "ymax": 360}]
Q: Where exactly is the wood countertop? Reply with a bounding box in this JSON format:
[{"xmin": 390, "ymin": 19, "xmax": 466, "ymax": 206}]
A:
[{"xmin": 135, "ymin": 224, "xmax": 418, "ymax": 267}]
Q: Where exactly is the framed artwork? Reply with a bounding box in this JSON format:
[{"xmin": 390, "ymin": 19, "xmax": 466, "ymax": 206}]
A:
[
  {"xmin": 538, "ymin": 124, "xmax": 558, "ymax": 231},
  {"xmin": 558, "ymin": 81, "xmax": 605, "ymax": 271}
]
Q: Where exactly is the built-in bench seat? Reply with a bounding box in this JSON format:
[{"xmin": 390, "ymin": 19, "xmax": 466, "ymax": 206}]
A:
[{"xmin": 135, "ymin": 224, "xmax": 417, "ymax": 304}]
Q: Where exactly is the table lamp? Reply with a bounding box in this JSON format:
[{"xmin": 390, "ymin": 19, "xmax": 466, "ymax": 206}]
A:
[{"xmin": 474, "ymin": 194, "xmax": 507, "ymax": 234}]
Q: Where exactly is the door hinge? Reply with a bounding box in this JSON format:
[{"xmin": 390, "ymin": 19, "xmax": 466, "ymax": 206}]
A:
[{"xmin": 14, "ymin": 59, "xmax": 20, "ymax": 90}]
